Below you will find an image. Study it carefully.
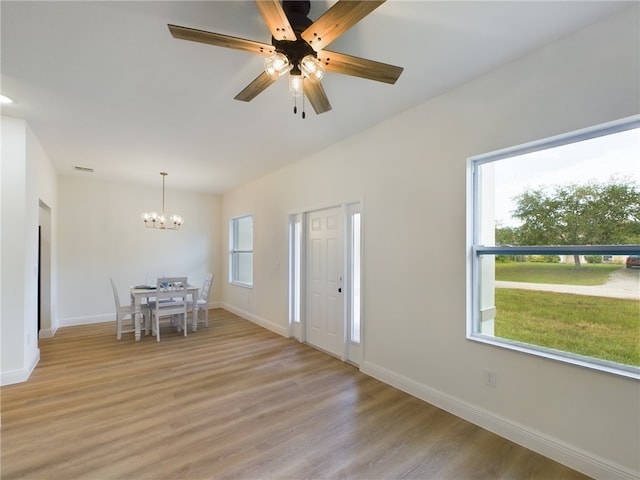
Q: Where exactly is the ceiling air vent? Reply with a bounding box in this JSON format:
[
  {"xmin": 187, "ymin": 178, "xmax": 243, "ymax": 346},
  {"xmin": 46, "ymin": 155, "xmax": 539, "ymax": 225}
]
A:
[{"xmin": 73, "ymin": 166, "xmax": 94, "ymax": 173}]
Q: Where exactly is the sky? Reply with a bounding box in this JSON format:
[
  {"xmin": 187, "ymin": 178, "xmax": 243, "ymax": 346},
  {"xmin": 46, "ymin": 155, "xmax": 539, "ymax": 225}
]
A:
[{"xmin": 493, "ymin": 127, "xmax": 640, "ymax": 227}]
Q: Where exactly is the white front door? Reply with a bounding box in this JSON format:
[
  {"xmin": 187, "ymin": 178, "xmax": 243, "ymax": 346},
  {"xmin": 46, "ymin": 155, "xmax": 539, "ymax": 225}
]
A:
[{"xmin": 306, "ymin": 207, "xmax": 344, "ymax": 357}]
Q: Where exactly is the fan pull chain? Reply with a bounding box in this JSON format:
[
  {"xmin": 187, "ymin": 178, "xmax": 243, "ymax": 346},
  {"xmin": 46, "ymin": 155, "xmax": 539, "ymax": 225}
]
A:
[
  {"xmin": 292, "ymin": 95, "xmax": 305, "ymax": 119},
  {"xmin": 291, "ymin": 78, "xmax": 305, "ymax": 119}
]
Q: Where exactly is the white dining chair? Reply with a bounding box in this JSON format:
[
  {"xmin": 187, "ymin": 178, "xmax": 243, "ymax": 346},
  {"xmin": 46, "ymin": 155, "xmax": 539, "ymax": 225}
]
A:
[
  {"xmin": 188, "ymin": 273, "xmax": 214, "ymax": 331},
  {"xmin": 110, "ymin": 278, "xmax": 143, "ymax": 340},
  {"xmin": 149, "ymin": 276, "xmax": 188, "ymax": 342}
]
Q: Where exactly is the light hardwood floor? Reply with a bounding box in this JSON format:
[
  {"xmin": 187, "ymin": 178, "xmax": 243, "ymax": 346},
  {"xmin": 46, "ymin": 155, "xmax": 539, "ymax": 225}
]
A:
[{"xmin": 1, "ymin": 309, "xmax": 590, "ymax": 480}]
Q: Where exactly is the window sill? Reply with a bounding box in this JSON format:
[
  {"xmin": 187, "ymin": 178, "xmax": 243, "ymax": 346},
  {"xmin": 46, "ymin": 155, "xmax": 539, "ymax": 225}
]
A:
[
  {"xmin": 229, "ymin": 281, "xmax": 253, "ymax": 289},
  {"xmin": 468, "ymin": 333, "xmax": 640, "ymax": 381}
]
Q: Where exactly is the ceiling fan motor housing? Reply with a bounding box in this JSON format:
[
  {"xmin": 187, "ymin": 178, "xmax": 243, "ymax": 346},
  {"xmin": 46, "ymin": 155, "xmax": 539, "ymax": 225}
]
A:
[
  {"xmin": 282, "ymin": 0, "xmax": 312, "ymax": 31},
  {"xmin": 275, "ymin": 0, "xmax": 317, "ymax": 69}
]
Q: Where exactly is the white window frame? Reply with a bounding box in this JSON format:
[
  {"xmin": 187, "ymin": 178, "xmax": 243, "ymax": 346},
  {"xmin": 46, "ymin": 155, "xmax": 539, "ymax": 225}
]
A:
[
  {"xmin": 229, "ymin": 214, "xmax": 253, "ymax": 288},
  {"xmin": 468, "ymin": 116, "xmax": 640, "ymax": 379}
]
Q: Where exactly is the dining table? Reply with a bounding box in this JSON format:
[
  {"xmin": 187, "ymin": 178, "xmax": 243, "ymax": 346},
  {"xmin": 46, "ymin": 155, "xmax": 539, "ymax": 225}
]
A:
[{"xmin": 129, "ymin": 284, "xmax": 199, "ymax": 341}]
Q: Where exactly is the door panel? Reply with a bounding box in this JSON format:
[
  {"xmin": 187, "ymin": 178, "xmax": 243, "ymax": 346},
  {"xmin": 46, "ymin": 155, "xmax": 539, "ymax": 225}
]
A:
[
  {"xmin": 311, "ymin": 238, "xmax": 321, "ymax": 280},
  {"xmin": 327, "ymin": 295, "xmax": 338, "ymax": 336},
  {"xmin": 310, "ymin": 293, "xmax": 321, "ymax": 330}
]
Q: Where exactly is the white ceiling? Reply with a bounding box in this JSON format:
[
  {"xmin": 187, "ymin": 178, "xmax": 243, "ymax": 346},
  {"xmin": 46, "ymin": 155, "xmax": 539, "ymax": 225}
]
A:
[{"xmin": 1, "ymin": 1, "xmax": 632, "ymax": 193}]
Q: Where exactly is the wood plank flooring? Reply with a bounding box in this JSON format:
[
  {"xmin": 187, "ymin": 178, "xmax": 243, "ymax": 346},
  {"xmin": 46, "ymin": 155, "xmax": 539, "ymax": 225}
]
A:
[{"xmin": 1, "ymin": 309, "xmax": 590, "ymax": 479}]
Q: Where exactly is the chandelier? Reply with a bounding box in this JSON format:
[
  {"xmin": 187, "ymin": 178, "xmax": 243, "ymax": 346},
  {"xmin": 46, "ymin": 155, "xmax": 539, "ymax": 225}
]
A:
[{"xmin": 142, "ymin": 172, "xmax": 183, "ymax": 230}]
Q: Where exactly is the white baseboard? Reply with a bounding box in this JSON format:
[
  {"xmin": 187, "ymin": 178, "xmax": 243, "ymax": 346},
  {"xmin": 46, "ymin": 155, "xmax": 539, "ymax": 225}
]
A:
[
  {"xmin": 59, "ymin": 313, "xmax": 114, "ymax": 327},
  {"xmin": 1, "ymin": 348, "xmax": 40, "ymax": 386},
  {"xmin": 219, "ymin": 302, "xmax": 288, "ymax": 337},
  {"xmin": 39, "ymin": 326, "xmax": 57, "ymax": 339},
  {"xmin": 361, "ymin": 361, "xmax": 639, "ymax": 480}
]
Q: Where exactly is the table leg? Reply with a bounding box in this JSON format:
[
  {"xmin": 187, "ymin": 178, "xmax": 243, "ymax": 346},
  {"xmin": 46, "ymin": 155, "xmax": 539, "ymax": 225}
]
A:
[
  {"xmin": 131, "ymin": 293, "xmax": 142, "ymax": 341},
  {"xmin": 191, "ymin": 291, "xmax": 198, "ymax": 332},
  {"xmin": 144, "ymin": 297, "xmax": 151, "ymax": 336},
  {"xmin": 192, "ymin": 307, "xmax": 198, "ymax": 333}
]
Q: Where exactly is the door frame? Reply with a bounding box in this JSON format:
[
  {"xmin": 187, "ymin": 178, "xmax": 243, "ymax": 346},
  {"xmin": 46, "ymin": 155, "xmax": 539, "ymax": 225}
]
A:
[
  {"xmin": 38, "ymin": 200, "xmax": 54, "ymax": 339},
  {"xmin": 288, "ymin": 201, "xmax": 363, "ymax": 365}
]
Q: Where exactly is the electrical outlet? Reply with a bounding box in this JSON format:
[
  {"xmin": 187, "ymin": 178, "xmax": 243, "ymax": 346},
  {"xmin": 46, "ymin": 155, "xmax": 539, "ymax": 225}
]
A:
[{"xmin": 484, "ymin": 369, "xmax": 497, "ymax": 387}]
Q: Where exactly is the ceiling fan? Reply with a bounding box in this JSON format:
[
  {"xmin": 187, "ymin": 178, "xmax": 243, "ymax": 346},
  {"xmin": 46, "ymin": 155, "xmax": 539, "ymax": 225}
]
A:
[{"xmin": 168, "ymin": 0, "xmax": 404, "ymax": 117}]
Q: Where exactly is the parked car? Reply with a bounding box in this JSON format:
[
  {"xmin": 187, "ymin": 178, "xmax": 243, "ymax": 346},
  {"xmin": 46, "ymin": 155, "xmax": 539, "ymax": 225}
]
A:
[{"xmin": 626, "ymin": 255, "xmax": 640, "ymax": 268}]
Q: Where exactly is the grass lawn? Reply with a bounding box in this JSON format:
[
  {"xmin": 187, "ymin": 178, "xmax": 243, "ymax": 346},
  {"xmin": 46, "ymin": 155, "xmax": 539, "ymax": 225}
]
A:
[
  {"xmin": 495, "ymin": 289, "xmax": 640, "ymax": 366},
  {"xmin": 495, "ymin": 262, "xmax": 621, "ymax": 285}
]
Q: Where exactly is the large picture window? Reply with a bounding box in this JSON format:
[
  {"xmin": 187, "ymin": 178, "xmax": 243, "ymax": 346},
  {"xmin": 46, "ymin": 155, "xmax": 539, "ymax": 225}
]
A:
[
  {"xmin": 469, "ymin": 117, "xmax": 640, "ymax": 378},
  {"xmin": 230, "ymin": 215, "xmax": 253, "ymax": 287}
]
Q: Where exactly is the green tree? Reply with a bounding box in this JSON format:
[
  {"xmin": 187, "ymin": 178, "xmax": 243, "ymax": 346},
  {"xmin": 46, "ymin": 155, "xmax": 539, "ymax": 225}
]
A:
[
  {"xmin": 495, "ymin": 222, "xmax": 518, "ymax": 246},
  {"xmin": 511, "ymin": 178, "xmax": 640, "ymax": 268},
  {"xmin": 495, "ymin": 223, "xmax": 525, "ymax": 262}
]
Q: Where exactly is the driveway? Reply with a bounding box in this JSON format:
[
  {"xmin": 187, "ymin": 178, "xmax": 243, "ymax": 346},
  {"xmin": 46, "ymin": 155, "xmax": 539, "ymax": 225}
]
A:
[{"xmin": 496, "ymin": 267, "xmax": 640, "ymax": 300}]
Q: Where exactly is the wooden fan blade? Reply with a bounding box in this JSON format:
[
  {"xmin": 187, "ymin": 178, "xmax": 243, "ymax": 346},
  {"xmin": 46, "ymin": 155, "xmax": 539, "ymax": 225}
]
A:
[
  {"xmin": 168, "ymin": 24, "xmax": 274, "ymax": 56},
  {"xmin": 234, "ymin": 71, "xmax": 278, "ymax": 102},
  {"xmin": 317, "ymin": 50, "xmax": 403, "ymax": 85},
  {"xmin": 301, "ymin": 0, "xmax": 385, "ymax": 51},
  {"xmin": 254, "ymin": 0, "xmax": 296, "ymax": 41},
  {"xmin": 304, "ymin": 80, "xmax": 332, "ymax": 114}
]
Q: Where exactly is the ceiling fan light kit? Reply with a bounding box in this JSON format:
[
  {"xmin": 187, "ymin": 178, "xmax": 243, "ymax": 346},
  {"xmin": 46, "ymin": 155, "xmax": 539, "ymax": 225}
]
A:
[
  {"xmin": 299, "ymin": 55, "xmax": 324, "ymax": 82},
  {"xmin": 264, "ymin": 52, "xmax": 291, "ymax": 79},
  {"xmin": 289, "ymin": 72, "xmax": 304, "ymax": 97},
  {"xmin": 168, "ymin": 0, "xmax": 403, "ymax": 117}
]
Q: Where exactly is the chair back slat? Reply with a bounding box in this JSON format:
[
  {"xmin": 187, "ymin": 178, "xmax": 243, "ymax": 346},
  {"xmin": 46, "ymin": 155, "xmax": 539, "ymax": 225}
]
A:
[
  {"xmin": 110, "ymin": 278, "xmax": 122, "ymax": 309},
  {"xmin": 154, "ymin": 276, "xmax": 188, "ymax": 317},
  {"xmin": 200, "ymin": 273, "xmax": 214, "ymax": 302}
]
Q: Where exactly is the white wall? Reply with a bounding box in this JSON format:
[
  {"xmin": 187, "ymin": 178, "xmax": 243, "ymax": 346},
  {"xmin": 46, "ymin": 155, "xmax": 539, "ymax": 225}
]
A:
[
  {"xmin": 1, "ymin": 117, "xmax": 51, "ymax": 385},
  {"xmin": 220, "ymin": 7, "xmax": 640, "ymax": 479},
  {"xmin": 57, "ymin": 176, "xmax": 222, "ymax": 325}
]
